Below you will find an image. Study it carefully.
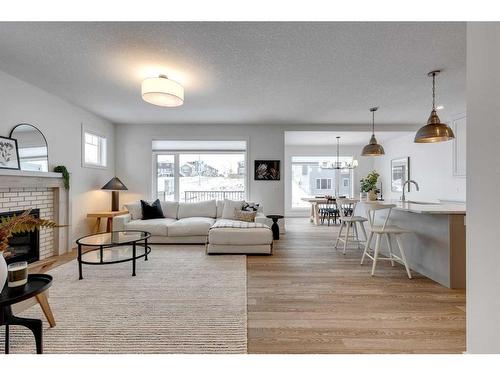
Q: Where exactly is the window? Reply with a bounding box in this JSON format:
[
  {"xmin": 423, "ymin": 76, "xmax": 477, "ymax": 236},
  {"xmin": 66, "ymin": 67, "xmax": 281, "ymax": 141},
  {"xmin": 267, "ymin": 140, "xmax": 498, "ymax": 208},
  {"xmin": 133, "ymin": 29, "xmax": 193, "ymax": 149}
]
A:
[
  {"xmin": 156, "ymin": 154, "xmax": 175, "ymax": 201},
  {"xmin": 83, "ymin": 131, "xmax": 107, "ymax": 168},
  {"xmin": 316, "ymin": 178, "xmax": 332, "ymax": 190},
  {"xmin": 291, "ymin": 156, "xmax": 354, "ymax": 208},
  {"xmin": 153, "ymin": 140, "xmax": 247, "ymax": 202}
]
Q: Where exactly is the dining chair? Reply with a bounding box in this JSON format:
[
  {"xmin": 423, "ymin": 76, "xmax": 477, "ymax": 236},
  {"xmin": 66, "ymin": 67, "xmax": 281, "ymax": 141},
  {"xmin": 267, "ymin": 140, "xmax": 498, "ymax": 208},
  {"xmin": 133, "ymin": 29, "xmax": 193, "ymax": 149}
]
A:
[{"xmin": 318, "ymin": 198, "xmax": 338, "ymax": 226}]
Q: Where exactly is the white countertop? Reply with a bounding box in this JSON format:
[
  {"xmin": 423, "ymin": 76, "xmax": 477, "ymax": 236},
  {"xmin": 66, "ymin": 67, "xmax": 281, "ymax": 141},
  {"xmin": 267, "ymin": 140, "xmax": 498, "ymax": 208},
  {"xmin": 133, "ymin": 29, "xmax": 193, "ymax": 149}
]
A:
[{"xmin": 359, "ymin": 199, "xmax": 466, "ymax": 215}]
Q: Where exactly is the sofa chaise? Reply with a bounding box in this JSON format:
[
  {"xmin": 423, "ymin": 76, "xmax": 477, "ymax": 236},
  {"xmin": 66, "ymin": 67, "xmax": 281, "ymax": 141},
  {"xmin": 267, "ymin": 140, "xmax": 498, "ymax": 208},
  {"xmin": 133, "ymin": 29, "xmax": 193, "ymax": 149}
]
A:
[{"xmin": 113, "ymin": 199, "xmax": 274, "ymax": 254}]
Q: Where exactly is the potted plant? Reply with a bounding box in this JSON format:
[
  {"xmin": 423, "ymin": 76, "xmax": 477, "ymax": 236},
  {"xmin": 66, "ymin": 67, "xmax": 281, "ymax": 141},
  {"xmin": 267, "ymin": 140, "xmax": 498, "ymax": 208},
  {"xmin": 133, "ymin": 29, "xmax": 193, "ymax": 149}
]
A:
[
  {"xmin": 360, "ymin": 170, "xmax": 380, "ymax": 201},
  {"xmin": 0, "ymin": 210, "xmax": 58, "ymax": 289}
]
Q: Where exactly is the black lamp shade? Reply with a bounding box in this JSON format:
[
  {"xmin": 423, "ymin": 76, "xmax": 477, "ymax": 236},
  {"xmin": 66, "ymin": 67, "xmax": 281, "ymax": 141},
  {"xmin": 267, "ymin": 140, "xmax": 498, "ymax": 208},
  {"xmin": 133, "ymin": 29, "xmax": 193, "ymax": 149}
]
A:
[
  {"xmin": 102, "ymin": 177, "xmax": 127, "ymax": 211},
  {"xmin": 101, "ymin": 177, "xmax": 128, "ymax": 191}
]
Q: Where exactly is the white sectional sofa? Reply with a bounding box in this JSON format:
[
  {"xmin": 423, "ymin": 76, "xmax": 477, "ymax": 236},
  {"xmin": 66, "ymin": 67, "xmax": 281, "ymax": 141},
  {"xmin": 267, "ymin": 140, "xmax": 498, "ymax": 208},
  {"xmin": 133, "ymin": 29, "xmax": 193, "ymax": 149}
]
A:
[{"xmin": 113, "ymin": 199, "xmax": 274, "ymax": 254}]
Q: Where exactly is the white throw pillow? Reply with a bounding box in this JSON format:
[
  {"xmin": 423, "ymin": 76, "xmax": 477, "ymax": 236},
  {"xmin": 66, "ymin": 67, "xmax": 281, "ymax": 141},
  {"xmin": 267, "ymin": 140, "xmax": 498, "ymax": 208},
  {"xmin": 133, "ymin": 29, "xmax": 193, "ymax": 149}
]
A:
[
  {"xmin": 221, "ymin": 199, "xmax": 244, "ymax": 219},
  {"xmin": 160, "ymin": 201, "xmax": 179, "ymax": 219},
  {"xmin": 178, "ymin": 200, "xmax": 217, "ymax": 219},
  {"xmin": 124, "ymin": 201, "xmax": 142, "ymax": 220}
]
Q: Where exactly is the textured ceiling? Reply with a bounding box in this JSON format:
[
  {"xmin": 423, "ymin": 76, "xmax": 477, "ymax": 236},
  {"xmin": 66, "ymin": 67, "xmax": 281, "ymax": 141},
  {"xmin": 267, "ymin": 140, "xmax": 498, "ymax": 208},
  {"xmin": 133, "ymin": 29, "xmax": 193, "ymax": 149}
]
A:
[{"xmin": 0, "ymin": 22, "xmax": 465, "ymax": 126}]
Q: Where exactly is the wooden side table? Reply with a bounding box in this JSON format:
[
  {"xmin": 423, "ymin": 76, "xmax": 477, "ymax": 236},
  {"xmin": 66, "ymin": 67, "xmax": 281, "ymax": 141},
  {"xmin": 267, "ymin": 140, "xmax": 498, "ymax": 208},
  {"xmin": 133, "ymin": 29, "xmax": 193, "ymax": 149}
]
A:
[{"xmin": 87, "ymin": 210, "xmax": 128, "ymax": 233}]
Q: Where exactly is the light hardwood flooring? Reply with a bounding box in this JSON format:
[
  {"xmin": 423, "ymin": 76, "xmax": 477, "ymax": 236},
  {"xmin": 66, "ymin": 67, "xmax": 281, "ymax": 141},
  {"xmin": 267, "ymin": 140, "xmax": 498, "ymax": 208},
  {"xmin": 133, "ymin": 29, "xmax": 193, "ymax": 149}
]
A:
[
  {"xmin": 246, "ymin": 218, "xmax": 466, "ymax": 353},
  {"xmin": 28, "ymin": 218, "xmax": 466, "ymax": 353}
]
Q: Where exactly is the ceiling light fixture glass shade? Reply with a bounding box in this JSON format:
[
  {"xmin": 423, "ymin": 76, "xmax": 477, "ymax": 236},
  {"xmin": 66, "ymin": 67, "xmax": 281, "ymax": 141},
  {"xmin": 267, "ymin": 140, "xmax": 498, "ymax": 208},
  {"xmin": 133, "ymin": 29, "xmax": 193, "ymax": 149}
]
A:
[
  {"xmin": 141, "ymin": 74, "xmax": 184, "ymax": 107},
  {"xmin": 414, "ymin": 70, "xmax": 455, "ymax": 143},
  {"xmin": 361, "ymin": 107, "xmax": 385, "ymax": 156}
]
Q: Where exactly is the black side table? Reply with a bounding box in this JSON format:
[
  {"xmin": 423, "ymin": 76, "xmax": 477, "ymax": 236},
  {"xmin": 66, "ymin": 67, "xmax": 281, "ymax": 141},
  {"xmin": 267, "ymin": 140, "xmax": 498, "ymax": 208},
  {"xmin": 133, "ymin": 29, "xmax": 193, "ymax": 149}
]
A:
[
  {"xmin": 0, "ymin": 274, "xmax": 53, "ymax": 354},
  {"xmin": 266, "ymin": 215, "xmax": 284, "ymax": 240}
]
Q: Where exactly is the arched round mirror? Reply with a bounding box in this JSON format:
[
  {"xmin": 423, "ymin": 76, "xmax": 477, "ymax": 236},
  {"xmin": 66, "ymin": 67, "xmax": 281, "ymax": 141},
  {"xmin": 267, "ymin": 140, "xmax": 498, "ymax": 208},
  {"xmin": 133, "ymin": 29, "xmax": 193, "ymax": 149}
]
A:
[{"xmin": 9, "ymin": 124, "xmax": 49, "ymax": 172}]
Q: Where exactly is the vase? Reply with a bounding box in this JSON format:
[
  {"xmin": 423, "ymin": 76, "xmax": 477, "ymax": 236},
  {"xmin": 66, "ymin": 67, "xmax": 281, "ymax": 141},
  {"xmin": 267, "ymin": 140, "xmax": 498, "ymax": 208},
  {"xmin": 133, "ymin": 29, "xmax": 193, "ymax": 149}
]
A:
[
  {"xmin": 368, "ymin": 190, "xmax": 378, "ymax": 201},
  {"xmin": 360, "ymin": 192, "xmax": 367, "ymax": 200},
  {"xmin": 0, "ymin": 255, "xmax": 7, "ymax": 290}
]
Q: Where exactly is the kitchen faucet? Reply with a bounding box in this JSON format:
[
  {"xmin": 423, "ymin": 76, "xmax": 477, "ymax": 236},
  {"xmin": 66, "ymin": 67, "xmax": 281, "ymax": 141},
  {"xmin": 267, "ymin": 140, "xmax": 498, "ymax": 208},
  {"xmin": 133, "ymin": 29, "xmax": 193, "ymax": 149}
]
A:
[{"xmin": 401, "ymin": 180, "xmax": 420, "ymax": 202}]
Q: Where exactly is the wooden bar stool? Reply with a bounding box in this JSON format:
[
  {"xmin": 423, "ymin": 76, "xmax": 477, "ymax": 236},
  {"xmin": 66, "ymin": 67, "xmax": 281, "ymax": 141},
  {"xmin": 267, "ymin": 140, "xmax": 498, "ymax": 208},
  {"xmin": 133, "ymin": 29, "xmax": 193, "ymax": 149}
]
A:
[
  {"xmin": 334, "ymin": 198, "xmax": 368, "ymax": 254},
  {"xmin": 360, "ymin": 203, "xmax": 412, "ymax": 278}
]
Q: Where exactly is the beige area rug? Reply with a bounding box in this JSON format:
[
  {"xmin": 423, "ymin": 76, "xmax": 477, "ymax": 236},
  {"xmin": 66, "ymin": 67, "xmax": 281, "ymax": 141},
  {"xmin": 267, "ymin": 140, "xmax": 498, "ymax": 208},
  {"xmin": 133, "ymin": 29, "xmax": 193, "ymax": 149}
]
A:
[{"xmin": 1, "ymin": 246, "xmax": 247, "ymax": 354}]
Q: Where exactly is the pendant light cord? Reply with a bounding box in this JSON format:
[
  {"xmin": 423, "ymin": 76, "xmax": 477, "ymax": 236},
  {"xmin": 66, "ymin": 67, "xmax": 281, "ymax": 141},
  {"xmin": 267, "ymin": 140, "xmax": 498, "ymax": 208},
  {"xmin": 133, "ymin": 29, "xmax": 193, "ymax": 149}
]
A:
[
  {"xmin": 336, "ymin": 137, "xmax": 340, "ymax": 167},
  {"xmin": 432, "ymin": 72, "xmax": 436, "ymax": 110},
  {"xmin": 372, "ymin": 110, "xmax": 375, "ymax": 135}
]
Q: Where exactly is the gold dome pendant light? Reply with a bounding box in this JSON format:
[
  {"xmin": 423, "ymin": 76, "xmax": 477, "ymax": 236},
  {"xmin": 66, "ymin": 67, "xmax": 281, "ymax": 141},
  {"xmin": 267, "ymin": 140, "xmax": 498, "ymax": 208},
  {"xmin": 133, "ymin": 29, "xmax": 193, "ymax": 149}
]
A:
[
  {"xmin": 361, "ymin": 107, "xmax": 385, "ymax": 156},
  {"xmin": 414, "ymin": 70, "xmax": 455, "ymax": 143}
]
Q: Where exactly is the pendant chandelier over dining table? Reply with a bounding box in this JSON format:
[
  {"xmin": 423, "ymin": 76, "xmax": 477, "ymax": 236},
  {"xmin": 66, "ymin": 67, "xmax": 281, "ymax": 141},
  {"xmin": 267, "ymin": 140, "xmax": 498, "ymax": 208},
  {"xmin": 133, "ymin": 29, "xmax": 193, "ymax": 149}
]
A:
[{"xmin": 328, "ymin": 136, "xmax": 358, "ymax": 170}]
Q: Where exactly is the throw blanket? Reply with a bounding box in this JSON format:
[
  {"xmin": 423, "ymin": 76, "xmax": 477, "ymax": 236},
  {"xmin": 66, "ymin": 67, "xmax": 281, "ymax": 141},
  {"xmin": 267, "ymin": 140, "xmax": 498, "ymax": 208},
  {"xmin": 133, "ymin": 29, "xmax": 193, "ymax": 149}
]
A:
[{"xmin": 210, "ymin": 219, "xmax": 270, "ymax": 230}]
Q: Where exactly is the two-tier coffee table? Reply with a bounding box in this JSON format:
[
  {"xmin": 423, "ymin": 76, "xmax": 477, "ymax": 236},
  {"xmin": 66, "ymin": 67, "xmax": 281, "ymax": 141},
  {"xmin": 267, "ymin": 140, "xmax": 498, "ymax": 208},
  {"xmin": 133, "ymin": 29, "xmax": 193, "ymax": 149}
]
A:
[{"xmin": 76, "ymin": 231, "xmax": 151, "ymax": 279}]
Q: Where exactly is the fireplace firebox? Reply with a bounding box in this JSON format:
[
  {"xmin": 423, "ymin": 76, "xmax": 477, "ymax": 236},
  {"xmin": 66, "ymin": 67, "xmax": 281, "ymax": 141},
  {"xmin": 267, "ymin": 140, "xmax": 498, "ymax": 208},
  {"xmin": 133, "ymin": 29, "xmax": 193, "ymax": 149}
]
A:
[{"xmin": 1, "ymin": 209, "xmax": 40, "ymax": 264}]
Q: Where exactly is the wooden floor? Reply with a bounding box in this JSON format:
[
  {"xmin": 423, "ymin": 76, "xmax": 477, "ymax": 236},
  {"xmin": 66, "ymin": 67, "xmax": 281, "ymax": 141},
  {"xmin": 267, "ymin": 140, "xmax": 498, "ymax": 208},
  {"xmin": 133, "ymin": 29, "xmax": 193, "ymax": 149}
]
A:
[
  {"xmin": 246, "ymin": 218, "xmax": 466, "ymax": 353},
  {"xmin": 29, "ymin": 218, "xmax": 466, "ymax": 354}
]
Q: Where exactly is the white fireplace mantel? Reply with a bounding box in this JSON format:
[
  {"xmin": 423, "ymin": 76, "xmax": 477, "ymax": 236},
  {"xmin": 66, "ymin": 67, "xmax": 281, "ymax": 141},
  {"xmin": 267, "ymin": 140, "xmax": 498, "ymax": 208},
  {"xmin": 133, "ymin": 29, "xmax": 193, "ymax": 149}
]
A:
[{"xmin": 0, "ymin": 169, "xmax": 70, "ymax": 256}]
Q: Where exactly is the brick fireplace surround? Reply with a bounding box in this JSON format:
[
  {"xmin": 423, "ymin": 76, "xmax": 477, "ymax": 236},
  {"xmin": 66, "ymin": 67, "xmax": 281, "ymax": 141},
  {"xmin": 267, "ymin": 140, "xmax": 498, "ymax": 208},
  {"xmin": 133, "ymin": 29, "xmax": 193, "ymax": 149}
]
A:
[{"xmin": 0, "ymin": 170, "xmax": 70, "ymax": 260}]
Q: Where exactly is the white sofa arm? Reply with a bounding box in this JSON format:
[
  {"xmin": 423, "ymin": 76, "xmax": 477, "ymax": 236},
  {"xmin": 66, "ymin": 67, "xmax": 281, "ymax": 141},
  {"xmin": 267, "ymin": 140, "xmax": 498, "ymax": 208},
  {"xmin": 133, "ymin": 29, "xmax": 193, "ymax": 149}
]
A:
[
  {"xmin": 113, "ymin": 214, "xmax": 131, "ymax": 231},
  {"xmin": 255, "ymin": 212, "xmax": 271, "ymax": 227}
]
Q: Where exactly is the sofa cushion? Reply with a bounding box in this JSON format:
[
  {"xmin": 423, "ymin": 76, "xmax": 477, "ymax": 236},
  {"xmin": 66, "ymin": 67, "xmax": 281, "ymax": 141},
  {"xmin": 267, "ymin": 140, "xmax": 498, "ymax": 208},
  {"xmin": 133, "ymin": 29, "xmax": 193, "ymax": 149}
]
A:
[
  {"xmin": 221, "ymin": 199, "xmax": 244, "ymax": 219},
  {"xmin": 167, "ymin": 217, "xmax": 215, "ymax": 237},
  {"xmin": 209, "ymin": 225, "xmax": 273, "ymax": 245},
  {"xmin": 160, "ymin": 201, "xmax": 179, "ymax": 219},
  {"xmin": 216, "ymin": 200, "xmax": 224, "ymax": 218},
  {"xmin": 141, "ymin": 199, "xmax": 165, "ymax": 220},
  {"xmin": 125, "ymin": 218, "xmax": 174, "ymax": 236},
  {"xmin": 124, "ymin": 201, "xmax": 142, "ymax": 220},
  {"xmin": 177, "ymin": 200, "xmax": 216, "ymax": 219}
]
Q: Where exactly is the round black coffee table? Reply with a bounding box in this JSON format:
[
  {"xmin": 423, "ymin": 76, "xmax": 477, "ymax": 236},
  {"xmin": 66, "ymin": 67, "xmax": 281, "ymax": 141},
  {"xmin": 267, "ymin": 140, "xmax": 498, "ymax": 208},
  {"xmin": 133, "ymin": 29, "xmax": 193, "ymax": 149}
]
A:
[
  {"xmin": 1, "ymin": 274, "xmax": 53, "ymax": 354},
  {"xmin": 76, "ymin": 231, "xmax": 151, "ymax": 279},
  {"xmin": 266, "ymin": 215, "xmax": 284, "ymax": 240}
]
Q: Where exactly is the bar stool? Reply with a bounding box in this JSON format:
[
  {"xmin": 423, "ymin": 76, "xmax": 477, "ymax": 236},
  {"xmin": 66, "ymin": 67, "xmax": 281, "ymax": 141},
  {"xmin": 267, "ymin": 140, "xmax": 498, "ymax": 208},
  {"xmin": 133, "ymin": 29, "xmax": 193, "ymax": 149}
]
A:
[
  {"xmin": 334, "ymin": 198, "xmax": 368, "ymax": 254},
  {"xmin": 361, "ymin": 203, "xmax": 412, "ymax": 278}
]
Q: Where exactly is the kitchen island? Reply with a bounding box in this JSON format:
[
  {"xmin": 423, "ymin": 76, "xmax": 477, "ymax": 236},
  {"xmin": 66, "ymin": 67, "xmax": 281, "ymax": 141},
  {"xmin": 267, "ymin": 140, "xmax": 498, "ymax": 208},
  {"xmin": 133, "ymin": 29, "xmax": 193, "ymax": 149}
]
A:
[{"xmin": 356, "ymin": 199, "xmax": 466, "ymax": 289}]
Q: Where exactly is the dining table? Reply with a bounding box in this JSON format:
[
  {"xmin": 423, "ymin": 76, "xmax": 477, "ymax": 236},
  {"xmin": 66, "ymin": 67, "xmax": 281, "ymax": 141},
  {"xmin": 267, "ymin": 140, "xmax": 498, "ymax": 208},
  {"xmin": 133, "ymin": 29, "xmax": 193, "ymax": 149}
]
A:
[{"xmin": 301, "ymin": 197, "xmax": 333, "ymax": 225}]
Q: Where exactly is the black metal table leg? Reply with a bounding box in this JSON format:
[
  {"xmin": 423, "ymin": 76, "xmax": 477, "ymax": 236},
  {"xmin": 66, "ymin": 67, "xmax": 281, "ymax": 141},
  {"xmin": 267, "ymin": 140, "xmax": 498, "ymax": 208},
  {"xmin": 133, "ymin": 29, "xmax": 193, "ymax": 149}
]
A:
[
  {"xmin": 2, "ymin": 306, "xmax": 43, "ymax": 354},
  {"xmin": 132, "ymin": 242, "xmax": 136, "ymax": 276},
  {"xmin": 78, "ymin": 244, "xmax": 83, "ymax": 280},
  {"xmin": 5, "ymin": 324, "xmax": 9, "ymax": 354},
  {"xmin": 144, "ymin": 238, "xmax": 148, "ymax": 261},
  {"xmin": 100, "ymin": 245, "xmax": 104, "ymax": 263}
]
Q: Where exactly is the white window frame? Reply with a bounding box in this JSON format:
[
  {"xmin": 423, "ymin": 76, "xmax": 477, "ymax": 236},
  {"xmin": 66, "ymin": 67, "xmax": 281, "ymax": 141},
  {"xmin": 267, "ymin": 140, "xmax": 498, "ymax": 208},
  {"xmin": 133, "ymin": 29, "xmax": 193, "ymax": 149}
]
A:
[
  {"xmin": 152, "ymin": 149, "xmax": 248, "ymax": 202},
  {"xmin": 82, "ymin": 127, "xmax": 108, "ymax": 169},
  {"xmin": 315, "ymin": 178, "xmax": 332, "ymax": 190}
]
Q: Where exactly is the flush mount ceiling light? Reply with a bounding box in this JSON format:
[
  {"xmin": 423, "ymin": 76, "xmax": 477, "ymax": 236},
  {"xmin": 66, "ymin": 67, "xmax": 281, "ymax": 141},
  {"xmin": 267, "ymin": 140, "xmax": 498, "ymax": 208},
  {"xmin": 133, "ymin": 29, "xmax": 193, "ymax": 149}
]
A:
[
  {"xmin": 414, "ymin": 70, "xmax": 455, "ymax": 143},
  {"xmin": 361, "ymin": 107, "xmax": 385, "ymax": 156},
  {"xmin": 141, "ymin": 74, "xmax": 184, "ymax": 107}
]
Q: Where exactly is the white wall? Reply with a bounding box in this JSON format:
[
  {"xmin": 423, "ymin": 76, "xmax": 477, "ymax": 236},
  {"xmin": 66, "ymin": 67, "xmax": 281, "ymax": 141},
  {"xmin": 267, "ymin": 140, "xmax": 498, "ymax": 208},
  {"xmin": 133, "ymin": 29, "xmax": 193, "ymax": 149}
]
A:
[
  {"xmin": 115, "ymin": 124, "xmax": 417, "ymax": 217},
  {"xmin": 0, "ymin": 70, "xmax": 116, "ymax": 245},
  {"xmin": 373, "ymin": 133, "xmax": 466, "ymax": 202},
  {"xmin": 115, "ymin": 124, "xmax": 285, "ymax": 215},
  {"xmin": 466, "ymin": 23, "xmax": 500, "ymax": 353},
  {"xmin": 284, "ymin": 144, "xmax": 374, "ymax": 216}
]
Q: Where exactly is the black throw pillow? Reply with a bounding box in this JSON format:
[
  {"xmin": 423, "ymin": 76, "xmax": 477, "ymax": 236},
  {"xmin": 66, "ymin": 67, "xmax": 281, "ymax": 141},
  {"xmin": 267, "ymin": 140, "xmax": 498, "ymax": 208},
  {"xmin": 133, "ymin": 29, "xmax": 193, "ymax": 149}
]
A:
[{"xmin": 140, "ymin": 199, "xmax": 165, "ymax": 220}]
